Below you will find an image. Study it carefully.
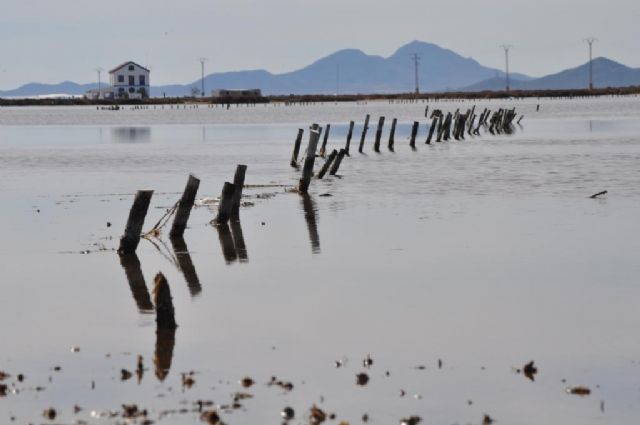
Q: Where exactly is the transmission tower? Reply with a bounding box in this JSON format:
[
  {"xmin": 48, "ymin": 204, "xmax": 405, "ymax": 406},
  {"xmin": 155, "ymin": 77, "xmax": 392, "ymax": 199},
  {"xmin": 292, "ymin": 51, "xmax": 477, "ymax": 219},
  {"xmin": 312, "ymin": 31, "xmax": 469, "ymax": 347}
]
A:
[
  {"xmin": 584, "ymin": 37, "xmax": 598, "ymax": 90},
  {"xmin": 96, "ymin": 67, "xmax": 103, "ymax": 98},
  {"xmin": 411, "ymin": 53, "xmax": 421, "ymax": 94},
  {"xmin": 198, "ymin": 58, "xmax": 207, "ymax": 97},
  {"xmin": 500, "ymin": 45, "xmax": 513, "ymax": 92}
]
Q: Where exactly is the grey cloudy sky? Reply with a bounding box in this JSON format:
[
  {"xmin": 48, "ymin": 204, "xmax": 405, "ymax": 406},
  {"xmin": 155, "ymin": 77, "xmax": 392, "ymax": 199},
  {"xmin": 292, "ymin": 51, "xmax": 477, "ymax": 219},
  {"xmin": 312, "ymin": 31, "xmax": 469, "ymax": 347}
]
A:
[{"xmin": 1, "ymin": 0, "xmax": 638, "ymax": 89}]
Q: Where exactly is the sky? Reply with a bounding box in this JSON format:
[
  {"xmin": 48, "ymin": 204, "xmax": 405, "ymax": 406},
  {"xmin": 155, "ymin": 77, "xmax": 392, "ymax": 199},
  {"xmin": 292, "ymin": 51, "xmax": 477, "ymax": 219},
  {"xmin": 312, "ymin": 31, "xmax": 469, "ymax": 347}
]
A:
[{"xmin": 1, "ymin": 0, "xmax": 639, "ymax": 89}]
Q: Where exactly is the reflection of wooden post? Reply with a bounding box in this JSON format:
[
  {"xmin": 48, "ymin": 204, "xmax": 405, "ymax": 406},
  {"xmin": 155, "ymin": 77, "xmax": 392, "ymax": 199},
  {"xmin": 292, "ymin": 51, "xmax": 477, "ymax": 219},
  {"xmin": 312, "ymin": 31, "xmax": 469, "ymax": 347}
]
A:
[
  {"xmin": 118, "ymin": 253, "xmax": 154, "ymax": 312},
  {"xmin": 118, "ymin": 190, "xmax": 153, "ymax": 254},
  {"xmin": 153, "ymin": 272, "xmax": 177, "ymax": 330},
  {"xmin": 231, "ymin": 165, "xmax": 247, "ymax": 220},
  {"xmin": 170, "ymin": 237, "xmax": 201, "ymax": 297},
  {"xmin": 409, "ymin": 121, "xmax": 419, "ymax": 148},
  {"xmin": 214, "ymin": 182, "xmax": 235, "ymax": 224},
  {"xmin": 388, "ymin": 118, "xmax": 397, "ymax": 151},
  {"xmin": 230, "ymin": 220, "xmax": 248, "ymax": 262},
  {"xmin": 317, "ymin": 149, "xmax": 338, "ymax": 179},
  {"xmin": 154, "ymin": 328, "xmax": 175, "ymax": 382},
  {"xmin": 298, "ymin": 124, "xmax": 321, "ymax": 193},
  {"xmin": 301, "ymin": 193, "xmax": 320, "ymax": 254},
  {"xmin": 329, "ymin": 149, "xmax": 347, "ymax": 175},
  {"xmin": 373, "ymin": 116, "xmax": 385, "ymax": 152},
  {"xmin": 170, "ymin": 175, "xmax": 200, "ymax": 238},
  {"xmin": 319, "ymin": 124, "xmax": 330, "ymax": 157},
  {"xmin": 216, "ymin": 222, "xmax": 238, "ymax": 264},
  {"xmin": 290, "ymin": 128, "xmax": 304, "ymax": 167},
  {"xmin": 344, "ymin": 121, "xmax": 355, "ymax": 155},
  {"xmin": 358, "ymin": 114, "xmax": 370, "ymax": 153}
]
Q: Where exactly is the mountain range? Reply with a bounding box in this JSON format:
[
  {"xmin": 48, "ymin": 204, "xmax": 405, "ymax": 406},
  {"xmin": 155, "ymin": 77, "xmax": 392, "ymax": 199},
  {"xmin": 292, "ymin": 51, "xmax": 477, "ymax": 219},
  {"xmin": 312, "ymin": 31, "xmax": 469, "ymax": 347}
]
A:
[{"xmin": 1, "ymin": 41, "xmax": 639, "ymax": 98}]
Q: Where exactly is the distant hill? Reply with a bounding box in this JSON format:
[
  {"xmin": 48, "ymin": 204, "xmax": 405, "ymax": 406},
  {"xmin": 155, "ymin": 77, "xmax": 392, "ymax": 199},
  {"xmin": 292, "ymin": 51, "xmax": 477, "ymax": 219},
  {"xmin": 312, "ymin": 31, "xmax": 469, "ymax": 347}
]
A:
[
  {"xmin": 0, "ymin": 81, "xmax": 100, "ymax": 98},
  {"xmin": 463, "ymin": 57, "xmax": 640, "ymax": 91}
]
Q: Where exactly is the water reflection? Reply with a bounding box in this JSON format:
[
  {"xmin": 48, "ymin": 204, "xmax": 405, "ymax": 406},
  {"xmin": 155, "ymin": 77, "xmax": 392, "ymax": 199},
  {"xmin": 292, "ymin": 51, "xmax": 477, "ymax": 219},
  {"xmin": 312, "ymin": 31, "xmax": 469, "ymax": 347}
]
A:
[
  {"xmin": 154, "ymin": 328, "xmax": 176, "ymax": 382},
  {"xmin": 118, "ymin": 253, "xmax": 154, "ymax": 313},
  {"xmin": 301, "ymin": 194, "xmax": 320, "ymax": 254},
  {"xmin": 111, "ymin": 127, "xmax": 151, "ymax": 143},
  {"xmin": 230, "ymin": 220, "xmax": 249, "ymax": 262},
  {"xmin": 170, "ymin": 236, "xmax": 202, "ymax": 297},
  {"xmin": 214, "ymin": 219, "xmax": 249, "ymax": 264}
]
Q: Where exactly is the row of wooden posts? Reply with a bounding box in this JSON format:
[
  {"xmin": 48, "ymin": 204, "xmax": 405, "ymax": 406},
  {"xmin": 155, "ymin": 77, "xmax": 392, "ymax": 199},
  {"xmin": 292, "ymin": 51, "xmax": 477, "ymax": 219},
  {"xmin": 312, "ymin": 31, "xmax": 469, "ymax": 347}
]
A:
[{"xmin": 291, "ymin": 106, "xmax": 523, "ymax": 193}]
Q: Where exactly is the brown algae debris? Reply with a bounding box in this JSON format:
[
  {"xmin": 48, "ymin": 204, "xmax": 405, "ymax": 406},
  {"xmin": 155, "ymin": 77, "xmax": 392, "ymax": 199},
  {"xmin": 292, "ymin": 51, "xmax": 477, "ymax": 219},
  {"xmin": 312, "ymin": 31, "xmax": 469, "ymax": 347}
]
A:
[
  {"xmin": 567, "ymin": 386, "xmax": 591, "ymax": 396},
  {"xmin": 356, "ymin": 373, "xmax": 369, "ymax": 386}
]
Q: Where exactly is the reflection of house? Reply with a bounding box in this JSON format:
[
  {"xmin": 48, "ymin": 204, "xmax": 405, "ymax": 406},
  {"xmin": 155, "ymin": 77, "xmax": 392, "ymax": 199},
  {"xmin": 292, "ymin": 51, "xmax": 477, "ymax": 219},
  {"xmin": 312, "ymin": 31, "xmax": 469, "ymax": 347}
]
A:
[
  {"xmin": 212, "ymin": 89, "xmax": 262, "ymax": 99},
  {"xmin": 109, "ymin": 61, "xmax": 150, "ymax": 99}
]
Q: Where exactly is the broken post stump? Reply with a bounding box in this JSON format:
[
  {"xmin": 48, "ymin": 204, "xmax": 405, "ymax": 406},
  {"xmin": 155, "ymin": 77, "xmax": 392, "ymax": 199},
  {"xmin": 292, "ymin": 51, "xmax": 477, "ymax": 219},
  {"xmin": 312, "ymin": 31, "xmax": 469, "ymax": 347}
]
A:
[
  {"xmin": 214, "ymin": 182, "xmax": 236, "ymax": 224},
  {"xmin": 388, "ymin": 118, "xmax": 397, "ymax": 151},
  {"xmin": 344, "ymin": 120, "xmax": 355, "ymax": 155},
  {"xmin": 358, "ymin": 114, "xmax": 370, "ymax": 153},
  {"xmin": 317, "ymin": 149, "xmax": 338, "ymax": 179},
  {"xmin": 319, "ymin": 124, "xmax": 331, "ymax": 157},
  {"xmin": 373, "ymin": 116, "xmax": 385, "ymax": 152},
  {"xmin": 290, "ymin": 128, "xmax": 304, "ymax": 167},
  {"xmin": 231, "ymin": 164, "xmax": 247, "ymax": 220},
  {"xmin": 426, "ymin": 117, "xmax": 437, "ymax": 144},
  {"xmin": 169, "ymin": 174, "xmax": 200, "ymax": 238},
  {"xmin": 329, "ymin": 149, "xmax": 347, "ymax": 175},
  {"xmin": 153, "ymin": 272, "xmax": 177, "ymax": 330},
  {"xmin": 298, "ymin": 124, "xmax": 321, "ymax": 193},
  {"xmin": 410, "ymin": 121, "xmax": 419, "ymax": 148},
  {"xmin": 118, "ymin": 190, "xmax": 154, "ymax": 255}
]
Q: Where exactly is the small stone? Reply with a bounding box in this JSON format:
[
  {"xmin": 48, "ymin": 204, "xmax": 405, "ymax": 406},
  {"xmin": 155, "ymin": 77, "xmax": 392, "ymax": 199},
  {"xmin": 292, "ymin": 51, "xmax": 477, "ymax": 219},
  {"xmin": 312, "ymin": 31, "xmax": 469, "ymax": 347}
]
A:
[
  {"xmin": 121, "ymin": 369, "xmax": 133, "ymax": 381},
  {"xmin": 281, "ymin": 406, "xmax": 295, "ymax": 420},
  {"xmin": 363, "ymin": 355, "xmax": 373, "ymax": 368},
  {"xmin": 356, "ymin": 373, "xmax": 369, "ymax": 386},
  {"xmin": 43, "ymin": 408, "xmax": 56, "ymax": 421},
  {"xmin": 200, "ymin": 410, "xmax": 220, "ymax": 424},
  {"xmin": 240, "ymin": 377, "xmax": 254, "ymax": 388},
  {"xmin": 483, "ymin": 414, "xmax": 495, "ymax": 425},
  {"xmin": 400, "ymin": 415, "xmax": 421, "ymax": 425}
]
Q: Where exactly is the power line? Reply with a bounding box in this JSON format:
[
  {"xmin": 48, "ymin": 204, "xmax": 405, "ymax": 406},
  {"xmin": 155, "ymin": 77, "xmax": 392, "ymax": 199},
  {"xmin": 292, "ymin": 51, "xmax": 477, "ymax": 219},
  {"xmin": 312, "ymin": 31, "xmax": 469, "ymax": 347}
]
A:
[
  {"xmin": 411, "ymin": 53, "xmax": 421, "ymax": 94},
  {"xmin": 500, "ymin": 45, "xmax": 513, "ymax": 92},
  {"xmin": 584, "ymin": 37, "xmax": 598, "ymax": 90},
  {"xmin": 198, "ymin": 58, "xmax": 207, "ymax": 97}
]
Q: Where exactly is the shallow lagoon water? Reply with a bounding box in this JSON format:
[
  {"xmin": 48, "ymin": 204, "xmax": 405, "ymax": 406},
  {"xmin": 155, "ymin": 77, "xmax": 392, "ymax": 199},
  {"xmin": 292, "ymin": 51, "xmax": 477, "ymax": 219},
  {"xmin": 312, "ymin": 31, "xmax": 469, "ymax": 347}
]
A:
[{"xmin": 1, "ymin": 98, "xmax": 639, "ymax": 424}]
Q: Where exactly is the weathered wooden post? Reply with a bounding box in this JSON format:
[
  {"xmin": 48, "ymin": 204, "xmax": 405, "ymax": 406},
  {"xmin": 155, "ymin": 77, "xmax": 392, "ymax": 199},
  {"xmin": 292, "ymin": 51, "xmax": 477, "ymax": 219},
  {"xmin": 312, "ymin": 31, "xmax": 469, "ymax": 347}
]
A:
[
  {"xmin": 319, "ymin": 124, "xmax": 330, "ymax": 157},
  {"xmin": 119, "ymin": 190, "xmax": 154, "ymax": 255},
  {"xmin": 298, "ymin": 124, "xmax": 321, "ymax": 193},
  {"xmin": 424, "ymin": 105, "xmax": 429, "ymax": 117},
  {"xmin": 344, "ymin": 120, "xmax": 355, "ymax": 155},
  {"xmin": 426, "ymin": 117, "xmax": 437, "ymax": 144},
  {"xmin": 169, "ymin": 175, "xmax": 200, "ymax": 238},
  {"xmin": 388, "ymin": 118, "xmax": 397, "ymax": 151},
  {"xmin": 290, "ymin": 128, "xmax": 304, "ymax": 167},
  {"xmin": 231, "ymin": 164, "xmax": 247, "ymax": 220},
  {"xmin": 317, "ymin": 149, "xmax": 338, "ymax": 179},
  {"xmin": 153, "ymin": 272, "xmax": 177, "ymax": 330},
  {"xmin": 373, "ymin": 116, "xmax": 385, "ymax": 152},
  {"xmin": 409, "ymin": 121, "xmax": 419, "ymax": 148},
  {"xmin": 358, "ymin": 114, "xmax": 370, "ymax": 153},
  {"xmin": 329, "ymin": 149, "xmax": 347, "ymax": 175},
  {"xmin": 214, "ymin": 182, "xmax": 235, "ymax": 224}
]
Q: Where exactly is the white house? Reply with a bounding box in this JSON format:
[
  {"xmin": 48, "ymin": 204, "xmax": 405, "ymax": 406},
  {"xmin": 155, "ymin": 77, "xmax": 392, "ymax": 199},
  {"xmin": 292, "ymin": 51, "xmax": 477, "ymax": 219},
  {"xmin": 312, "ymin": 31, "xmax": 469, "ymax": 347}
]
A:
[{"xmin": 109, "ymin": 61, "xmax": 150, "ymax": 99}]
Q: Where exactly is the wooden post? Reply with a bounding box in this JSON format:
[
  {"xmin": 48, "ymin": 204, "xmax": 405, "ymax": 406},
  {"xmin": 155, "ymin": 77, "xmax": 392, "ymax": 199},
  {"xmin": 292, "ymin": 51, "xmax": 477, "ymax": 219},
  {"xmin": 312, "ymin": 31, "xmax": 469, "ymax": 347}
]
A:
[
  {"xmin": 329, "ymin": 149, "xmax": 347, "ymax": 175},
  {"xmin": 298, "ymin": 124, "xmax": 321, "ymax": 193},
  {"xmin": 153, "ymin": 272, "xmax": 177, "ymax": 330},
  {"xmin": 214, "ymin": 182, "xmax": 235, "ymax": 224},
  {"xmin": 317, "ymin": 149, "xmax": 338, "ymax": 179},
  {"xmin": 344, "ymin": 120, "xmax": 355, "ymax": 155},
  {"xmin": 169, "ymin": 175, "xmax": 200, "ymax": 238},
  {"xmin": 409, "ymin": 121, "xmax": 419, "ymax": 148},
  {"xmin": 118, "ymin": 190, "xmax": 154, "ymax": 255},
  {"xmin": 426, "ymin": 117, "xmax": 437, "ymax": 144},
  {"xmin": 373, "ymin": 116, "xmax": 385, "ymax": 152},
  {"xmin": 358, "ymin": 114, "xmax": 370, "ymax": 153},
  {"xmin": 424, "ymin": 105, "xmax": 429, "ymax": 117},
  {"xmin": 290, "ymin": 128, "xmax": 304, "ymax": 167},
  {"xmin": 436, "ymin": 114, "xmax": 445, "ymax": 142},
  {"xmin": 319, "ymin": 124, "xmax": 330, "ymax": 157},
  {"xmin": 388, "ymin": 118, "xmax": 397, "ymax": 151},
  {"xmin": 231, "ymin": 164, "xmax": 247, "ymax": 220}
]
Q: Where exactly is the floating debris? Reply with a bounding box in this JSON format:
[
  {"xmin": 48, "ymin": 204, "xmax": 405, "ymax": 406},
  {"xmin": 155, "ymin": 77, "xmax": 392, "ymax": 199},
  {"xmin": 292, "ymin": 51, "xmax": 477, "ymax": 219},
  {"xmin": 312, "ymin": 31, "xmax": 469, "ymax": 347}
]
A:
[
  {"xmin": 74, "ymin": 405, "xmax": 83, "ymax": 414},
  {"xmin": 268, "ymin": 376, "xmax": 294, "ymax": 391},
  {"xmin": 182, "ymin": 372, "xmax": 196, "ymax": 389},
  {"xmin": 43, "ymin": 408, "xmax": 56, "ymax": 421},
  {"xmin": 438, "ymin": 359, "xmax": 443, "ymax": 369},
  {"xmin": 0, "ymin": 371, "xmax": 10, "ymax": 381},
  {"xmin": 71, "ymin": 346, "xmax": 81, "ymax": 353},
  {"xmin": 122, "ymin": 404, "xmax": 147, "ymax": 419},
  {"xmin": 356, "ymin": 373, "xmax": 369, "ymax": 386},
  {"xmin": 309, "ymin": 405, "xmax": 327, "ymax": 424},
  {"xmin": 362, "ymin": 413, "xmax": 370, "ymax": 422},
  {"xmin": 281, "ymin": 406, "xmax": 295, "ymax": 420},
  {"xmin": 0, "ymin": 384, "xmax": 7, "ymax": 396},
  {"xmin": 483, "ymin": 414, "xmax": 495, "ymax": 424},
  {"xmin": 200, "ymin": 410, "xmax": 221, "ymax": 424},
  {"xmin": 400, "ymin": 415, "xmax": 421, "ymax": 425},
  {"xmin": 522, "ymin": 360, "xmax": 538, "ymax": 381},
  {"xmin": 567, "ymin": 386, "xmax": 591, "ymax": 396},
  {"xmin": 136, "ymin": 355, "xmax": 144, "ymax": 382},
  {"xmin": 589, "ymin": 190, "xmax": 607, "ymax": 199},
  {"xmin": 363, "ymin": 355, "xmax": 373, "ymax": 368},
  {"xmin": 240, "ymin": 377, "xmax": 254, "ymax": 388},
  {"xmin": 121, "ymin": 369, "xmax": 133, "ymax": 381},
  {"xmin": 399, "ymin": 389, "xmax": 406, "ymax": 397}
]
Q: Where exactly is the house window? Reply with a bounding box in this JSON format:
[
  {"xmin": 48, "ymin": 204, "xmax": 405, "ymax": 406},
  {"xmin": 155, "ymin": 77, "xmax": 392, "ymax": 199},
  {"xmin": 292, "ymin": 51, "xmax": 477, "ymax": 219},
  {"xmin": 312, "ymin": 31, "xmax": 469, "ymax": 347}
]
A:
[
  {"xmin": 139, "ymin": 75, "xmax": 146, "ymax": 86},
  {"xmin": 118, "ymin": 88, "xmax": 125, "ymax": 94},
  {"xmin": 118, "ymin": 75, "xmax": 124, "ymax": 83},
  {"xmin": 129, "ymin": 87, "xmax": 135, "ymax": 94},
  {"xmin": 129, "ymin": 76, "xmax": 135, "ymax": 86},
  {"xmin": 128, "ymin": 65, "xmax": 134, "ymax": 71}
]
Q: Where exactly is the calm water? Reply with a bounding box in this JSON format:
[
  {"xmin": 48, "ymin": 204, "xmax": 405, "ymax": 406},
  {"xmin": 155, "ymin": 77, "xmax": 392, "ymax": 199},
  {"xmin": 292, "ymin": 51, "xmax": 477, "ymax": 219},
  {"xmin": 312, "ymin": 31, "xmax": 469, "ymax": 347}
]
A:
[{"xmin": 1, "ymin": 98, "xmax": 639, "ymax": 424}]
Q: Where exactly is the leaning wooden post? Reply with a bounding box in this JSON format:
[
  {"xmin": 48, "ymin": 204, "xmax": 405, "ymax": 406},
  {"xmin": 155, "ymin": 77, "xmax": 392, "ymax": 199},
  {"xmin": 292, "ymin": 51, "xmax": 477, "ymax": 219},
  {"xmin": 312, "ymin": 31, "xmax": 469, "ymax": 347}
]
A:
[
  {"xmin": 317, "ymin": 149, "xmax": 338, "ymax": 179},
  {"xmin": 409, "ymin": 121, "xmax": 419, "ymax": 148},
  {"xmin": 344, "ymin": 120, "xmax": 355, "ymax": 155},
  {"xmin": 290, "ymin": 128, "xmax": 304, "ymax": 167},
  {"xmin": 329, "ymin": 149, "xmax": 347, "ymax": 175},
  {"xmin": 298, "ymin": 124, "xmax": 321, "ymax": 193},
  {"xmin": 358, "ymin": 114, "xmax": 370, "ymax": 153},
  {"xmin": 373, "ymin": 116, "xmax": 385, "ymax": 152},
  {"xmin": 388, "ymin": 118, "xmax": 397, "ymax": 151},
  {"xmin": 169, "ymin": 175, "xmax": 200, "ymax": 238},
  {"xmin": 214, "ymin": 182, "xmax": 235, "ymax": 224},
  {"xmin": 230, "ymin": 164, "xmax": 247, "ymax": 220},
  {"xmin": 426, "ymin": 117, "xmax": 437, "ymax": 144},
  {"xmin": 119, "ymin": 190, "xmax": 154, "ymax": 254},
  {"xmin": 153, "ymin": 272, "xmax": 177, "ymax": 330},
  {"xmin": 319, "ymin": 124, "xmax": 331, "ymax": 157}
]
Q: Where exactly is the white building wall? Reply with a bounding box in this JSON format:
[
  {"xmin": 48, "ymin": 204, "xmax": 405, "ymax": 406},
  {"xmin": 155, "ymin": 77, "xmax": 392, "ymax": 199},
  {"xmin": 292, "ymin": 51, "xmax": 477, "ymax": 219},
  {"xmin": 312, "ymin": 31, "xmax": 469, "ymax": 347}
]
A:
[{"xmin": 109, "ymin": 62, "xmax": 150, "ymax": 99}]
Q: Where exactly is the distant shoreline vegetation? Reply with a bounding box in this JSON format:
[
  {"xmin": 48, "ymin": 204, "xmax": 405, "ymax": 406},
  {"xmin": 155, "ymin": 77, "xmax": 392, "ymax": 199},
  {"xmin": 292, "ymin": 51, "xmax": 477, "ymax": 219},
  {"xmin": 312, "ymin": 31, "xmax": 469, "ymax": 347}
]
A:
[{"xmin": 1, "ymin": 86, "xmax": 640, "ymax": 106}]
